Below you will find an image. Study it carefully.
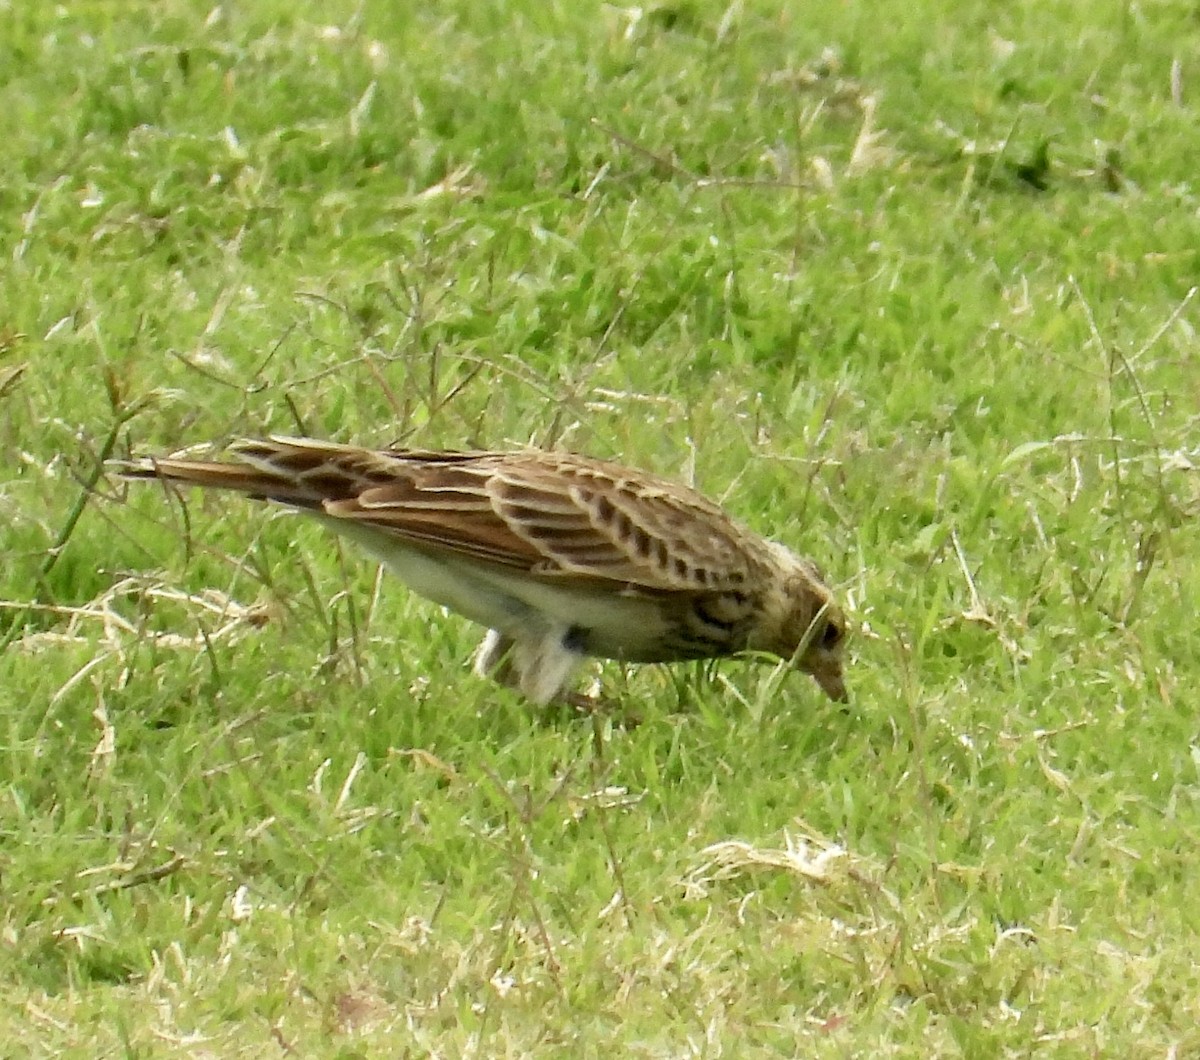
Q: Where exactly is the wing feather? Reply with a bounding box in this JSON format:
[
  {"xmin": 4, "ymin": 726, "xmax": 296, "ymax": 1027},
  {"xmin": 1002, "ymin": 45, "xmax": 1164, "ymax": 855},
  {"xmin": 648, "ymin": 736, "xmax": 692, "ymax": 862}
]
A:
[{"xmin": 121, "ymin": 438, "xmax": 764, "ymax": 593}]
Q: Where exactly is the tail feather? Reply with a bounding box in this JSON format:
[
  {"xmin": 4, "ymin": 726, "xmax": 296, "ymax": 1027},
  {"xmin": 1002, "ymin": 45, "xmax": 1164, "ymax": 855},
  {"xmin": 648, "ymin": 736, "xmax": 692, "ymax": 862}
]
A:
[{"xmin": 110, "ymin": 456, "xmax": 327, "ymax": 509}]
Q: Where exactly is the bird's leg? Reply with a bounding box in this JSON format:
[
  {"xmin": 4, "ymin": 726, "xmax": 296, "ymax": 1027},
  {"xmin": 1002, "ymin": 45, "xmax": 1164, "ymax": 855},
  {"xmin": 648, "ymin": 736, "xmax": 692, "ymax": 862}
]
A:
[
  {"xmin": 472, "ymin": 629, "xmax": 642, "ymax": 724},
  {"xmin": 473, "ymin": 628, "xmax": 596, "ymax": 711},
  {"xmin": 473, "ymin": 628, "xmax": 514, "ymax": 684},
  {"xmin": 512, "ymin": 629, "xmax": 585, "ymax": 706}
]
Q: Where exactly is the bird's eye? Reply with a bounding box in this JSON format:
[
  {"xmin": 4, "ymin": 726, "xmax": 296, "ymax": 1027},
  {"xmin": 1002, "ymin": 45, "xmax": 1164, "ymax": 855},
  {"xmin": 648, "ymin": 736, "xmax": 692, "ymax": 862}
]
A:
[{"xmin": 821, "ymin": 621, "xmax": 843, "ymax": 649}]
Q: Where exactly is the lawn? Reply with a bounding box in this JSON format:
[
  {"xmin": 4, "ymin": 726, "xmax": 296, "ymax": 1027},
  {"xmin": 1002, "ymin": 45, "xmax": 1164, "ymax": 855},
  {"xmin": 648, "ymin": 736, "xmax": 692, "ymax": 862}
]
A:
[{"xmin": 2, "ymin": 0, "xmax": 1198, "ymax": 1055}]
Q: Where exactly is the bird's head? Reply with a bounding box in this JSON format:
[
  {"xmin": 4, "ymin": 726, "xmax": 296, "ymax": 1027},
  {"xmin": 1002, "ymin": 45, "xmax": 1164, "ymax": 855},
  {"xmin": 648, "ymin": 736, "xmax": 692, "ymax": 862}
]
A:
[{"xmin": 753, "ymin": 542, "xmax": 849, "ymax": 702}]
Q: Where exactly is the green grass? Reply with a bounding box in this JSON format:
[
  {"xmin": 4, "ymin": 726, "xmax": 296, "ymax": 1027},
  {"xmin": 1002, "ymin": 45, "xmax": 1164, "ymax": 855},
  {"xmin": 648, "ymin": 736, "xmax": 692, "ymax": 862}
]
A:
[{"xmin": 2, "ymin": 0, "xmax": 1198, "ymax": 1053}]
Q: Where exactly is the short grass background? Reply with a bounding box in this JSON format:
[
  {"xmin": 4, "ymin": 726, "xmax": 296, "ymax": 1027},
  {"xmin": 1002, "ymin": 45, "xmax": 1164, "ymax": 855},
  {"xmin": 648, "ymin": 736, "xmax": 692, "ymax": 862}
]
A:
[{"xmin": 2, "ymin": 0, "xmax": 1198, "ymax": 1055}]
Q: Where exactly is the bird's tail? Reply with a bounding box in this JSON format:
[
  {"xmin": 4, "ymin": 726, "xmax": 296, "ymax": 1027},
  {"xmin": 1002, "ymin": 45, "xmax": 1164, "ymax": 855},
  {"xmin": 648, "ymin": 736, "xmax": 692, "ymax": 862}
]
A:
[{"xmin": 109, "ymin": 437, "xmax": 372, "ymax": 510}]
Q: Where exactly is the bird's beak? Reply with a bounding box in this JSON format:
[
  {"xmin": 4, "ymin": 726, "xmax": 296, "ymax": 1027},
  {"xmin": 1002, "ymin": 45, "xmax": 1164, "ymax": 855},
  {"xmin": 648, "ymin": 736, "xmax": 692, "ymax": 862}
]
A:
[{"xmin": 814, "ymin": 666, "xmax": 848, "ymax": 703}]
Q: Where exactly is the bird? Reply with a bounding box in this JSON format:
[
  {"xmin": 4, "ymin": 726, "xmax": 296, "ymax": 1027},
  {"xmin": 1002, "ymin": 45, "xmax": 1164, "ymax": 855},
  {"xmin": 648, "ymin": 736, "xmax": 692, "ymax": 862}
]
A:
[{"xmin": 112, "ymin": 437, "xmax": 848, "ymax": 705}]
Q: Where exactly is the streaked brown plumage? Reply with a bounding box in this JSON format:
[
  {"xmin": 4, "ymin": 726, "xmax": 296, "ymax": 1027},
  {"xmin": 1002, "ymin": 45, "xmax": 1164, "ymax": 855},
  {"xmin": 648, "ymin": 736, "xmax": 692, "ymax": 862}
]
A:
[{"xmin": 113, "ymin": 438, "xmax": 848, "ymax": 704}]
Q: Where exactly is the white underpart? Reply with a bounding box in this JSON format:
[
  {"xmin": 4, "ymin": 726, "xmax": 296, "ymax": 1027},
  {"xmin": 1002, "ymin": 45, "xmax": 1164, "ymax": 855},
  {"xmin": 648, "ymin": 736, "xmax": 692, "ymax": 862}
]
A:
[{"xmin": 317, "ymin": 516, "xmax": 666, "ymax": 703}]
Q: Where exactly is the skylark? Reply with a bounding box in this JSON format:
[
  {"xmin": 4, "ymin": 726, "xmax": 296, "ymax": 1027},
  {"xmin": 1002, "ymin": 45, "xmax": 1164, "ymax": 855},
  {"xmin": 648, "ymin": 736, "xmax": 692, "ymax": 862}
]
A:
[{"xmin": 114, "ymin": 438, "xmax": 848, "ymax": 704}]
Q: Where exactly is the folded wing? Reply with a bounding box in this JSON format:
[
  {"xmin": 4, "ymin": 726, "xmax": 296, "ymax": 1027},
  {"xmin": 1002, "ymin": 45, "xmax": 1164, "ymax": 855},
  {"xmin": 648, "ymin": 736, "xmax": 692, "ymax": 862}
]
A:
[{"xmin": 123, "ymin": 437, "xmax": 763, "ymax": 595}]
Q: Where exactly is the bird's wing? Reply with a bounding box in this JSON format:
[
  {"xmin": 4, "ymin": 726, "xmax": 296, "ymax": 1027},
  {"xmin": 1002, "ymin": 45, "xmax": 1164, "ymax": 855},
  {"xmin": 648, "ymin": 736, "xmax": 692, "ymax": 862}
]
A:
[{"xmin": 119, "ymin": 437, "xmax": 760, "ymax": 593}]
